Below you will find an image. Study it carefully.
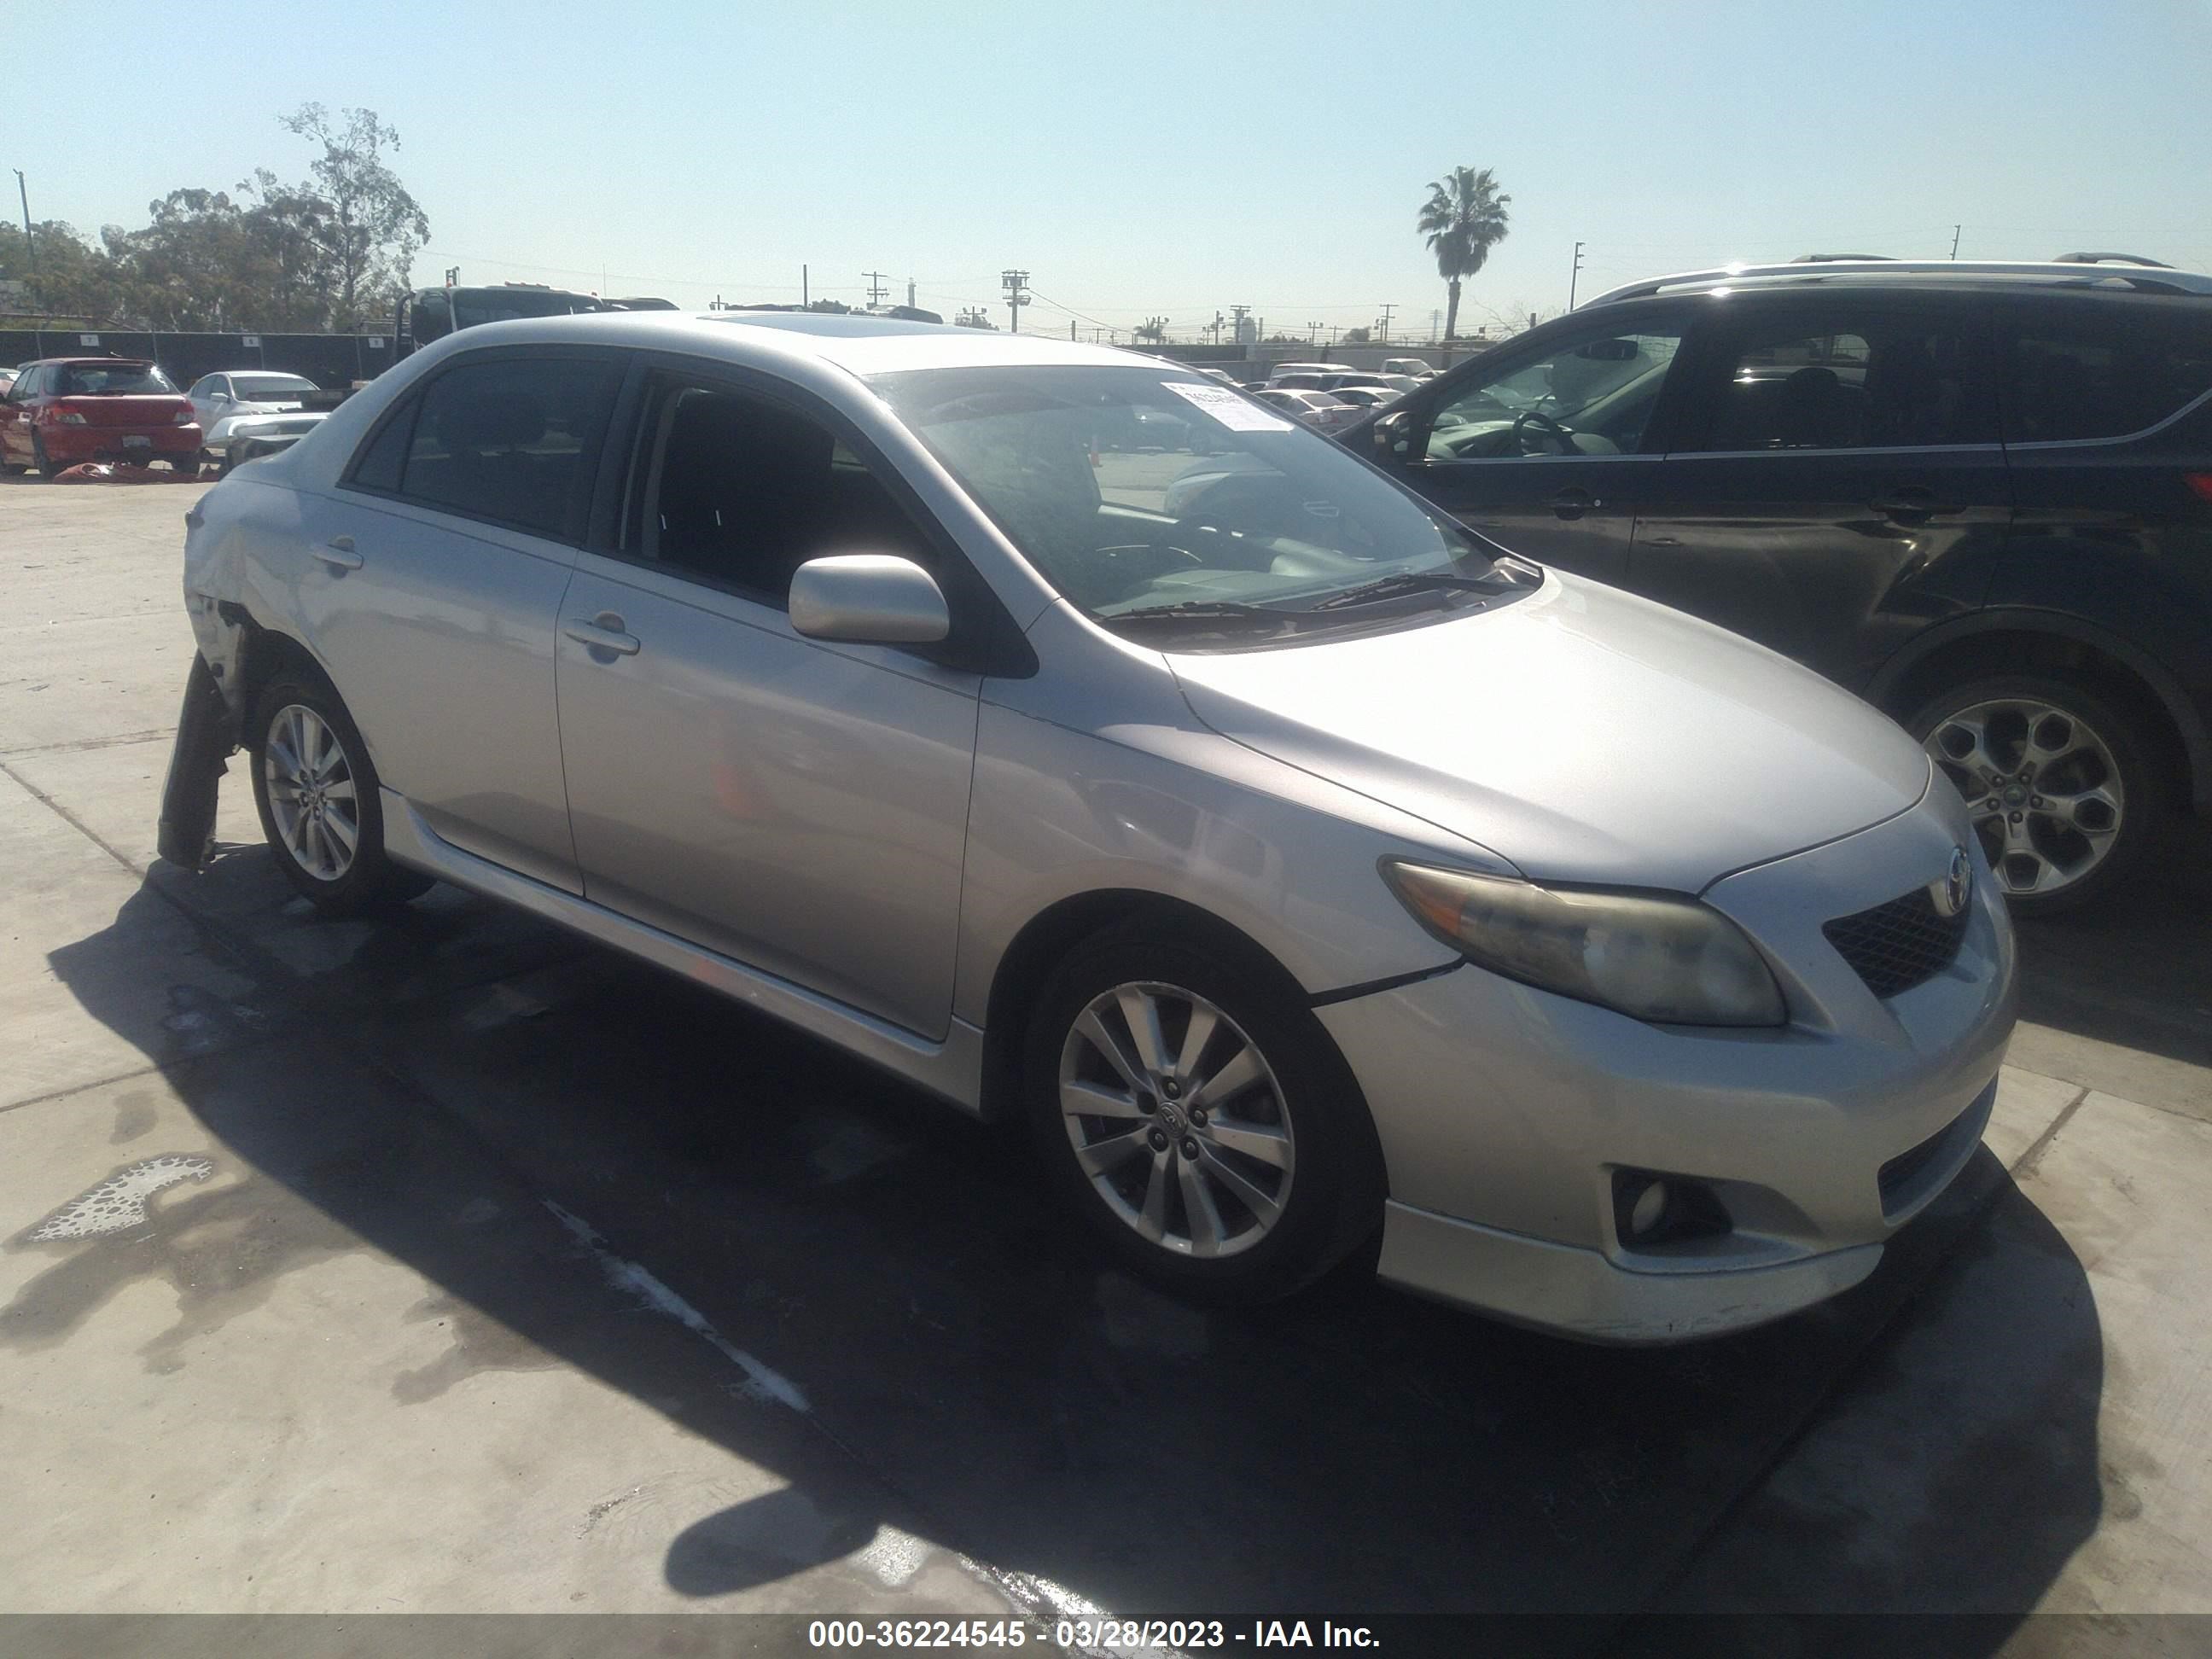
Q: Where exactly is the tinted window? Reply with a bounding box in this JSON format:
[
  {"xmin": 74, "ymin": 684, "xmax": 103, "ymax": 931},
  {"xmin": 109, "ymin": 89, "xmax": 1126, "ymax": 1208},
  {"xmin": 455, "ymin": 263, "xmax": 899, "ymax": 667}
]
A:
[
  {"xmin": 349, "ymin": 394, "xmax": 417, "ymax": 493},
  {"xmin": 397, "ymin": 356, "xmax": 621, "ymax": 538},
  {"xmin": 1429, "ymin": 325, "xmax": 1685, "ymax": 457},
  {"xmin": 1690, "ymin": 315, "xmax": 1994, "ymax": 452},
  {"xmin": 2005, "ymin": 311, "xmax": 2212, "ymax": 443},
  {"xmin": 55, "ymin": 362, "xmax": 178, "ymax": 395},
  {"xmin": 232, "ymin": 374, "xmax": 318, "ymax": 401},
  {"xmin": 632, "ymin": 379, "xmax": 933, "ymax": 605}
]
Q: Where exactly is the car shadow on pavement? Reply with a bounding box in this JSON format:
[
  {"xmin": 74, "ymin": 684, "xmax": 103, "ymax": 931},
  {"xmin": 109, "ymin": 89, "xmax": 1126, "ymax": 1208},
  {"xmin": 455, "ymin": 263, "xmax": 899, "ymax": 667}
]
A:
[
  {"xmin": 24, "ymin": 855, "xmax": 2106, "ymax": 1649},
  {"xmin": 2011, "ymin": 817, "xmax": 2212, "ymax": 1078}
]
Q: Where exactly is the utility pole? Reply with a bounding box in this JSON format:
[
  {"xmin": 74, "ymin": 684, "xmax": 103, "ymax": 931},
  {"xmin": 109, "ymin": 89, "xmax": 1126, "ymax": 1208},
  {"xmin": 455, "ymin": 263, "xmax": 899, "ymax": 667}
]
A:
[
  {"xmin": 1950, "ymin": 224, "xmax": 1962, "ymax": 259},
  {"xmin": 1378, "ymin": 303, "xmax": 1394, "ymax": 344},
  {"xmin": 1208, "ymin": 310, "xmax": 1225, "ymax": 344},
  {"xmin": 907, "ymin": 276, "xmax": 917, "ymax": 309},
  {"xmin": 802, "ymin": 265, "xmax": 809, "ymax": 306},
  {"xmin": 1001, "ymin": 269, "xmax": 1029, "ymax": 334},
  {"xmin": 1229, "ymin": 303, "xmax": 1250, "ymax": 344},
  {"xmin": 14, "ymin": 171, "xmax": 34, "ymax": 294},
  {"xmin": 1569, "ymin": 241, "xmax": 1585, "ymax": 311},
  {"xmin": 863, "ymin": 271, "xmax": 890, "ymax": 310}
]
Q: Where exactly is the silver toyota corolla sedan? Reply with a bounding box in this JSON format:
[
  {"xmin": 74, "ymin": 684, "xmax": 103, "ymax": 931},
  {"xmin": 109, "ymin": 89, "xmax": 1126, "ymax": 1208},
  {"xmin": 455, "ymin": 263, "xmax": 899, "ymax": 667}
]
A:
[{"xmin": 162, "ymin": 311, "xmax": 2016, "ymax": 1342}]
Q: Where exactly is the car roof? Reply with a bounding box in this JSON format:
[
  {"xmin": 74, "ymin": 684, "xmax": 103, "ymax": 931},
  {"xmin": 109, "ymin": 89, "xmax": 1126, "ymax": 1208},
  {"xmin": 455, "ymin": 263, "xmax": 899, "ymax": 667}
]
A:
[
  {"xmin": 404, "ymin": 309, "xmax": 1161, "ymax": 379},
  {"xmin": 30, "ymin": 356, "xmax": 158, "ymax": 368},
  {"xmin": 1584, "ymin": 259, "xmax": 2212, "ymax": 308}
]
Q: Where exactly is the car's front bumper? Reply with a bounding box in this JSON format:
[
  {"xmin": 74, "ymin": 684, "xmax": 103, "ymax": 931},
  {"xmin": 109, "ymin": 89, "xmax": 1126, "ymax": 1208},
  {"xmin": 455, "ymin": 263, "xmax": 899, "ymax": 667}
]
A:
[{"xmin": 1318, "ymin": 790, "xmax": 2017, "ymax": 1342}]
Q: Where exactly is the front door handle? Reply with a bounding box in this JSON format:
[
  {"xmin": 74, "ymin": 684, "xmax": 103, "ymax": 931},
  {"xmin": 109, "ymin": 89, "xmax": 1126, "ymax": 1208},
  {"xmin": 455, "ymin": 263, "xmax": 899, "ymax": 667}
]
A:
[
  {"xmin": 1549, "ymin": 486, "xmax": 1596, "ymax": 521},
  {"xmin": 563, "ymin": 614, "xmax": 641, "ymax": 657},
  {"xmin": 313, "ymin": 536, "xmax": 362, "ymax": 571},
  {"xmin": 1871, "ymin": 488, "xmax": 1954, "ymax": 521}
]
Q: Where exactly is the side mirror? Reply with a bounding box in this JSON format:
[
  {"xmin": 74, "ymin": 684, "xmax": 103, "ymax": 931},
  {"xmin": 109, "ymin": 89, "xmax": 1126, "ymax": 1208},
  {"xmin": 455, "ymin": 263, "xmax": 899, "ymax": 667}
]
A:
[
  {"xmin": 789, "ymin": 554, "xmax": 950, "ymax": 646},
  {"xmin": 1371, "ymin": 408, "xmax": 1415, "ymax": 465}
]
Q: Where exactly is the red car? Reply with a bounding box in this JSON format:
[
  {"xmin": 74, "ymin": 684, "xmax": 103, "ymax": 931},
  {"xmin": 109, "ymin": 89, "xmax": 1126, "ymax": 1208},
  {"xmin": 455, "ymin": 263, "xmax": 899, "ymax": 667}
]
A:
[{"xmin": 1, "ymin": 358, "xmax": 202, "ymax": 478}]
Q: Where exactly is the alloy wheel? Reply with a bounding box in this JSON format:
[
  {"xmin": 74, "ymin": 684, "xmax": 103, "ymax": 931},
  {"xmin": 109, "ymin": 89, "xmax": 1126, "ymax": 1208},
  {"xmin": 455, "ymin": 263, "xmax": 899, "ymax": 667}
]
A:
[
  {"xmin": 1925, "ymin": 697, "xmax": 2124, "ymax": 898},
  {"xmin": 1058, "ymin": 981, "xmax": 1295, "ymax": 1259},
  {"xmin": 264, "ymin": 703, "xmax": 360, "ymax": 882}
]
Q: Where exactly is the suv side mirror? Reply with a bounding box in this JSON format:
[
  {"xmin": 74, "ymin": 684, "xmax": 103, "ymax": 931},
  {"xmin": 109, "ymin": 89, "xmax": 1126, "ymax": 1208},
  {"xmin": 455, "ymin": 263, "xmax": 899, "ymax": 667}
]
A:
[
  {"xmin": 789, "ymin": 554, "xmax": 950, "ymax": 645},
  {"xmin": 1371, "ymin": 408, "xmax": 1416, "ymax": 466}
]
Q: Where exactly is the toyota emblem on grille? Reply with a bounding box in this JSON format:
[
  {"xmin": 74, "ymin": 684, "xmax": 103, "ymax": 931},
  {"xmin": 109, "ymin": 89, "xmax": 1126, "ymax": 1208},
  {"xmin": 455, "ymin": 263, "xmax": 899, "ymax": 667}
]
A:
[{"xmin": 1930, "ymin": 847, "xmax": 1972, "ymax": 917}]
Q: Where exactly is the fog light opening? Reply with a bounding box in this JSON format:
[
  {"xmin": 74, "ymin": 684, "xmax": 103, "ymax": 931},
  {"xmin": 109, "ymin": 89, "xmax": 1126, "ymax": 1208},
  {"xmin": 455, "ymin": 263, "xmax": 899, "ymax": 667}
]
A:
[{"xmin": 1613, "ymin": 1170, "xmax": 1732, "ymax": 1249}]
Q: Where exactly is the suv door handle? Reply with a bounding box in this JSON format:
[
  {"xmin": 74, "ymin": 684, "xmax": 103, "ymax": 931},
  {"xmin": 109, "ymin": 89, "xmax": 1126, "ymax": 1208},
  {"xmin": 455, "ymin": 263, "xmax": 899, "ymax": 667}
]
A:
[
  {"xmin": 564, "ymin": 614, "xmax": 641, "ymax": 657},
  {"xmin": 313, "ymin": 536, "xmax": 363, "ymax": 571},
  {"xmin": 1871, "ymin": 489, "xmax": 1954, "ymax": 521},
  {"xmin": 1549, "ymin": 487, "xmax": 1596, "ymax": 520}
]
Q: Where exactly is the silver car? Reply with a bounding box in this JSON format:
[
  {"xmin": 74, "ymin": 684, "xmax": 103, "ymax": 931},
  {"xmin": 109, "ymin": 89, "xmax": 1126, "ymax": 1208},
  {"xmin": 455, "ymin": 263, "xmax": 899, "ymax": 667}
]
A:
[
  {"xmin": 185, "ymin": 370, "xmax": 329, "ymax": 468},
  {"xmin": 165, "ymin": 311, "xmax": 2016, "ymax": 1342}
]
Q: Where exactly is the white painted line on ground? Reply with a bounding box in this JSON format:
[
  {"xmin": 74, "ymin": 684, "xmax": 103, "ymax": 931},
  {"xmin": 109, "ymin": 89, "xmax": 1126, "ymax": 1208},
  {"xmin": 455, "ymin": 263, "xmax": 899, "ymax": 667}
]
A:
[{"xmin": 542, "ymin": 1198, "xmax": 812, "ymax": 1412}]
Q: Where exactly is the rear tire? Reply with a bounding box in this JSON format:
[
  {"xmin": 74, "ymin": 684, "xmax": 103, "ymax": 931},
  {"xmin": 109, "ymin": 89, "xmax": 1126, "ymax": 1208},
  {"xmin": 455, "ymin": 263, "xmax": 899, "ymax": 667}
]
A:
[
  {"xmin": 1023, "ymin": 921, "xmax": 1386, "ymax": 1304},
  {"xmin": 1907, "ymin": 672, "xmax": 2171, "ymax": 917},
  {"xmin": 248, "ymin": 669, "xmax": 434, "ymax": 917}
]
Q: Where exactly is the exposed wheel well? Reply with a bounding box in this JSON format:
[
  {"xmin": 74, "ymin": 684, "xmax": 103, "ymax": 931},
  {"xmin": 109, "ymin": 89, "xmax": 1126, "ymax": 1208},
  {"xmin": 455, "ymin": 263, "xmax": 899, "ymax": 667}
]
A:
[
  {"xmin": 235, "ymin": 626, "xmax": 326, "ymax": 731},
  {"xmin": 1878, "ymin": 628, "xmax": 2193, "ymax": 810},
  {"xmin": 976, "ymin": 890, "xmax": 1308, "ymax": 1124}
]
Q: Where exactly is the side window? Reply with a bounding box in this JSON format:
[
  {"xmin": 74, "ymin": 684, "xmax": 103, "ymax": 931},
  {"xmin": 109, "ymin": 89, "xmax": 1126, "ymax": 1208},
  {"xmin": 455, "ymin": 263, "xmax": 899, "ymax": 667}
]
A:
[
  {"xmin": 10, "ymin": 366, "xmax": 43, "ymax": 400},
  {"xmin": 348, "ymin": 393, "xmax": 417, "ymax": 493},
  {"xmin": 1428, "ymin": 326, "xmax": 1685, "ymax": 459},
  {"xmin": 186, "ymin": 376, "xmax": 212, "ymax": 400},
  {"xmin": 629, "ymin": 377, "xmax": 934, "ymax": 607},
  {"xmin": 1688, "ymin": 313, "xmax": 1994, "ymax": 452},
  {"xmin": 396, "ymin": 355, "xmax": 622, "ymax": 538},
  {"xmin": 2005, "ymin": 311, "xmax": 2212, "ymax": 443}
]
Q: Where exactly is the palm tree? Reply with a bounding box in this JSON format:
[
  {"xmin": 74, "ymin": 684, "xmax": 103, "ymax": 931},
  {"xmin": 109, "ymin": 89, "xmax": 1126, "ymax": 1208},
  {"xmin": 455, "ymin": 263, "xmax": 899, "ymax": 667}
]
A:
[{"xmin": 1417, "ymin": 166, "xmax": 1511, "ymax": 342}]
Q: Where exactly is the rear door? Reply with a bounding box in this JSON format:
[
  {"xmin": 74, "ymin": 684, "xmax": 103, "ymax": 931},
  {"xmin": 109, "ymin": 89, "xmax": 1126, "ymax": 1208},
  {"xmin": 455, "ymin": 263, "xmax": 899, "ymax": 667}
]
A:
[
  {"xmin": 1385, "ymin": 307, "xmax": 1697, "ymax": 583},
  {"xmin": 296, "ymin": 346, "xmax": 626, "ymax": 891},
  {"xmin": 1627, "ymin": 292, "xmax": 2010, "ymax": 690}
]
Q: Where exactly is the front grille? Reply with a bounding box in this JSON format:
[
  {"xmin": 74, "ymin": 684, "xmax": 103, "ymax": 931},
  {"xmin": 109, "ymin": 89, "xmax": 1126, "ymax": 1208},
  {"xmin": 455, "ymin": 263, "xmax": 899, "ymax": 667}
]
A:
[{"xmin": 1822, "ymin": 885, "xmax": 1969, "ymax": 999}]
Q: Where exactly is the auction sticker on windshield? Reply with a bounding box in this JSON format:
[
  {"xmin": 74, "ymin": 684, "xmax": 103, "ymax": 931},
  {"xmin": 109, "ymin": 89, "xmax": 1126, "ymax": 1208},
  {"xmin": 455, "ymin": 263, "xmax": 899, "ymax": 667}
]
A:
[{"xmin": 1161, "ymin": 380, "xmax": 1295, "ymax": 432}]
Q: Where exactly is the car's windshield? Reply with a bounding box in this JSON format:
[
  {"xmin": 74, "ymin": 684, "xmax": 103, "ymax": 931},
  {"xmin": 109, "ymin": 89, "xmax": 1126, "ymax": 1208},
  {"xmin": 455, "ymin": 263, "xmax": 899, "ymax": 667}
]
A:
[
  {"xmin": 230, "ymin": 374, "xmax": 317, "ymax": 401},
  {"xmin": 55, "ymin": 363, "xmax": 177, "ymax": 396},
  {"xmin": 871, "ymin": 364, "xmax": 1525, "ymax": 641}
]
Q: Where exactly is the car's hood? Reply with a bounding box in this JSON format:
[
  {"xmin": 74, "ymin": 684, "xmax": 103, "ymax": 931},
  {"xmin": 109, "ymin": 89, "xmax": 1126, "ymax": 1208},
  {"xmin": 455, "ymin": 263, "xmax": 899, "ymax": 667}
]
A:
[{"xmin": 1167, "ymin": 573, "xmax": 1930, "ymax": 893}]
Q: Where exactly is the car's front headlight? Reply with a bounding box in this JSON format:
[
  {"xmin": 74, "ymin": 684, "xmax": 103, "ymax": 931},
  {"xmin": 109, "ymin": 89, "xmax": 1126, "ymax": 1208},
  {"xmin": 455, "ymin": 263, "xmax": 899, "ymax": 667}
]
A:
[{"xmin": 1381, "ymin": 860, "xmax": 1786, "ymax": 1027}]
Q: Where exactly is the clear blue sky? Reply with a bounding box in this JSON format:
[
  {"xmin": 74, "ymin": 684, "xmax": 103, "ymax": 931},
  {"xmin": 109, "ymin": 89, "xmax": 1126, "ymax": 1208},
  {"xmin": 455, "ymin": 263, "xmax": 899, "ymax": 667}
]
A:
[{"xmin": 16, "ymin": 0, "xmax": 2212, "ymax": 340}]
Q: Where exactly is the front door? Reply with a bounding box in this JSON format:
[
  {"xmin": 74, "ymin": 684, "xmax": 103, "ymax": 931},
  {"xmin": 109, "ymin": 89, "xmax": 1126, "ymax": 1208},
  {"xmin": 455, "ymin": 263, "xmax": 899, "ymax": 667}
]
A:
[
  {"xmin": 1626, "ymin": 294, "xmax": 2011, "ymax": 691},
  {"xmin": 554, "ymin": 369, "xmax": 981, "ymax": 1038},
  {"xmin": 1388, "ymin": 311, "xmax": 1696, "ymax": 583}
]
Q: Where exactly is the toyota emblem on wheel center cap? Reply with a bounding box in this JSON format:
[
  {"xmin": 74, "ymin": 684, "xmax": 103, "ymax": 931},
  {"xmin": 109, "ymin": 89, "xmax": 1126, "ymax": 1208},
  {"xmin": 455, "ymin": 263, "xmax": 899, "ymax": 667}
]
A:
[{"xmin": 1930, "ymin": 847, "xmax": 1973, "ymax": 917}]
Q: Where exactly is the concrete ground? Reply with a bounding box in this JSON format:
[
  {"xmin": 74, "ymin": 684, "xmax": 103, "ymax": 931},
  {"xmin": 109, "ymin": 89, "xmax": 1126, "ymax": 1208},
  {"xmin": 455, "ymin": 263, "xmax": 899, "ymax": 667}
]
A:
[{"xmin": 3, "ymin": 474, "xmax": 2210, "ymax": 1651}]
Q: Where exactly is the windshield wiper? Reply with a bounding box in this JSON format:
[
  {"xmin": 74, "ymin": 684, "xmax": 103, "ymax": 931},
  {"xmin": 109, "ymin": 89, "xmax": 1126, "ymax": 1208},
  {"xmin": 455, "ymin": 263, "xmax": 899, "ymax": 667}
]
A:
[
  {"xmin": 1307, "ymin": 572, "xmax": 1505, "ymax": 612},
  {"xmin": 1108, "ymin": 600, "xmax": 1301, "ymax": 631}
]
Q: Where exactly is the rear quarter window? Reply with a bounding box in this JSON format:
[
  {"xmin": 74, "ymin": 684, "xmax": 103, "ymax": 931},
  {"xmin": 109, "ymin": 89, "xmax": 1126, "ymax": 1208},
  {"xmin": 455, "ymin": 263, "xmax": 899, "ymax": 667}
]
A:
[{"xmin": 2005, "ymin": 308, "xmax": 2212, "ymax": 443}]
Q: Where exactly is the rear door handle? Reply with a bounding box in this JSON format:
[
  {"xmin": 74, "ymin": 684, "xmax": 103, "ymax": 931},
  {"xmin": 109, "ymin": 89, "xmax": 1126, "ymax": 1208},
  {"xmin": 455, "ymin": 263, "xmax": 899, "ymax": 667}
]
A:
[
  {"xmin": 1871, "ymin": 488, "xmax": 1954, "ymax": 521},
  {"xmin": 563, "ymin": 614, "xmax": 641, "ymax": 657},
  {"xmin": 313, "ymin": 536, "xmax": 362, "ymax": 571},
  {"xmin": 1549, "ymin": 486, "xmax": 1596, "ymax": 521}
]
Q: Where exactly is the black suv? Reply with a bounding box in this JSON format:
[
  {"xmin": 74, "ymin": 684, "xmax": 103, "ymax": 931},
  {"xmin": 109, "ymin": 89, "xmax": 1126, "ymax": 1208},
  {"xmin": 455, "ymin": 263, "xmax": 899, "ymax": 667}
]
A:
[{"xmin": 1341, "ymin": 259, "xmax": 2212, "ymax": 916}]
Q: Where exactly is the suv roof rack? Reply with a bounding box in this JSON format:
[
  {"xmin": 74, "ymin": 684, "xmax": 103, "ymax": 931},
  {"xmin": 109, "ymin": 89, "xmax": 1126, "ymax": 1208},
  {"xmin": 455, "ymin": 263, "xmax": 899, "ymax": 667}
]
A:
[{"xmin": 1582, "ymin": 258, "xmax": 2212, "ymax": 307}]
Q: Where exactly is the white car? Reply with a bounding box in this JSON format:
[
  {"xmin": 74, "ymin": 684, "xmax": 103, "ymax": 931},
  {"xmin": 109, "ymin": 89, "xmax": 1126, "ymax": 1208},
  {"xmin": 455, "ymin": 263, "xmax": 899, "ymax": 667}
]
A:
[
  {"xmin": 1254, "ymin": 387, "xmax": 1360, "ymax": 432},
  {"xmin": 1326, "ymin": 385, "xmax": 1404, "ymax": 413},
  {"xmin": 186, "ymin": 371, "xmax": 330, "ymax": 469},
  {"xmin": 1382, "ymin": 358, "xmax": 1436, "ymax": 379}
]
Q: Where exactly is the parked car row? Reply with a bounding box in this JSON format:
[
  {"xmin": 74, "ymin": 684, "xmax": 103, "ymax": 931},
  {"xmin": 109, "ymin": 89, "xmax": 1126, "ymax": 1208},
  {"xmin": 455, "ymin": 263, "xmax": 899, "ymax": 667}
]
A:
[{"xmin": 3, "ymin": 356, "xmax": 339, "ymax": 478}]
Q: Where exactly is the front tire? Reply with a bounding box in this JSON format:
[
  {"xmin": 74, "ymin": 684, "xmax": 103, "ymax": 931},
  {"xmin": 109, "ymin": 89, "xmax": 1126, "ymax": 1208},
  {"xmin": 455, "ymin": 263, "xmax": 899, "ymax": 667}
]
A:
[
  {"xmin": 248, "ymin": 671, "xmax": 433, "ymax": 916},
  {"xmin": 1908, "ymin": 673, "xmax": 2170, "ymax": 917},
  {"xmin": 1023, "ymin": 923, "xmax": 1385, "ymax": 1303}
]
